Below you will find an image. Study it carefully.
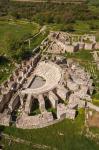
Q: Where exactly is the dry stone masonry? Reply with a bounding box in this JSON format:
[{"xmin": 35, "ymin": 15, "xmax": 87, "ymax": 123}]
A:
[
  {"xmin": 0, "ymin": 31, "xmax": 99, "ymax": 129},
  {"xmin": 40, "ymin": 31, "xmax": 99, "ymax": 54}
]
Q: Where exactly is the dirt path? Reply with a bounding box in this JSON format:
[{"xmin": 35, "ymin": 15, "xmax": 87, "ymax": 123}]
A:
[
  {"xmin": 84, "ymin": 108, "xmax": 99, "ymax": 145},
  {"xmin": 2, "ymin": 133, "xmax": 53, "ymax": 150}
]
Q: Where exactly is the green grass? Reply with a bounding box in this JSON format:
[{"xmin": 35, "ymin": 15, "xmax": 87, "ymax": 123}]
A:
[
  {"xmin": 92, "ymin": 99, "xmax": 99, "ymax": 106},
  {"xmin": 0, "ymin": 20, "xmax": 40, "ymax": 40},
  {"xmin": 92, "ymin": 93, "xmax": 99, "ymax": 100},
  {"xmin": 1, "ymin": 109, "xmax": 99, "ymax": 150},
  {"xmin": 0, "ymin": 19, "xmax": 44, "ymax": 83},
  {"xmin": 0, "ymin": 19, "xmax": 40, "ymax": 57},
  {"xmin": 47, "ymin": 20, "xmax": 99, "ymax": 41},
  {"xmin": 30, "ymin": 32, "xmax": 48, "ymax": 50},
  {"xmin": 1, "ymin": 138, "xmax": 35, "ymax": 150},
  {"xmin": 47, "ymin": 23, "xmax": 72, "ymax": 32},
  {"xmin": 0, "ymin": 30, "xmax": 47, "ymax": 83},
  {"xmin": 74, "ymin": 21, "xmax": 90, "ymax": 33},
  {"xmin": 0, "ymin": 20, "xmax": 40, "ymax": 55},
  {"xmin": 30, "ymin": 108, "xmax": 41, "ymax": 116},
  {"xmin": 65, "ymin": 50, "xmax": 93, "ymax": 61},
  {"xmin": 90, "ymin": 127, "xmax": 99, "ymax": 134}
]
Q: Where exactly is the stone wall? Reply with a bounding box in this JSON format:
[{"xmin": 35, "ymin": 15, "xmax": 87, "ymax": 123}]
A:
[{"xmin": 41, "ymin": 31, "xmax": 98, "ymax": 54}]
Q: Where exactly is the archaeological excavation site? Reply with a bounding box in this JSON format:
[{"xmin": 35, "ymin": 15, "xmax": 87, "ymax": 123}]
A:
[{"xmin": 0, "ymin": 31, "xmax": 99, "ymax": 129}]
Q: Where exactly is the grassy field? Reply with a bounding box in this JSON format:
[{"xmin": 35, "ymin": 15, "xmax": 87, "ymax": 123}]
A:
[
  {"xmin": 0, "ymin": 19, "xmax": 47, "ymax": 83},
  {"xmin": 0, "ymin": 19, "xmax": 40, "ymax": 55},
  {"xmin": 1, "ymin": 109, "xmax": 99, "ymax": 150}
]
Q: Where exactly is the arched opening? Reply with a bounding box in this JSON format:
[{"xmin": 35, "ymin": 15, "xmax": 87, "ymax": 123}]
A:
[
  {"xmin": 45, "ymin": 96, "xmax": 57, "ymax": 119},
  {"xmin": 30, "ymin": 98, "xmax": 40, "ymax": 116},
  {"xmin": 10, "ymin": 96, "xmax": 21, "ymax": 125},
  {"xmin": 45, "ymin": 96, "xmax": 52, "ymax": 110}
]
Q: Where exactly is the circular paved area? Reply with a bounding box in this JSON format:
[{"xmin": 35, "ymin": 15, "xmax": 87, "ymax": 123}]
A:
[{"xmin": 22, "ymin": 61, "xmax": 62, "ymax": 95}]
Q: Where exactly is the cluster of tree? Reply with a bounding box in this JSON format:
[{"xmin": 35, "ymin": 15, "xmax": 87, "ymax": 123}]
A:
[
  {"xmin": 0, "ymin": 1, "xmax": 99, "ymax": 25},
  {"xmin": 0, "ymin": 0, "xmax": 9, "ymax": 17},
  {"xmin": 88, "ymin": 0, "xmax": 99, "ymax": 5},
  {"xmin": 10, "ymin": 2, "xmax": 99, "ymax": 24}
]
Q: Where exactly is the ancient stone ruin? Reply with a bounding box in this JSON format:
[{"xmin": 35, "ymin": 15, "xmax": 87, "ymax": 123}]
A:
[
  {"xmin": 0, "ymin": 53, "xmax": 96, "ymax": 128},
  {"xmin": 0, "ymin": 31, "xmax": 99, "ymax": 129},
  {"xmin": 40, "ymin": 31, "xmax": 99, "ymax": 53}
]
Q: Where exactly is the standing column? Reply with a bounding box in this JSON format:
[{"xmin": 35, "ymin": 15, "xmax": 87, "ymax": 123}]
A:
[
  {"xmin": 24, "ymin": 94, "xmax": 32, "ymax": 115},
  {"xmin": 48, "ymin": 91, "xmax": 58, "ymax": 108},
  {"xmin": 19, "ymin": 93, "xmax": 24, "ymax": 107},
  {"xmin": 38, "ymin": 94, "xmax": 46, "ymax": 113}
]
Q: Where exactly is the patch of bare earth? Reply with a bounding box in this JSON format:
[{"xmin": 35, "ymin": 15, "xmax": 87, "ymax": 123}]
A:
[{"xmin": 87, "ymin": 111, "xmax": 99, "ymax": 128}]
